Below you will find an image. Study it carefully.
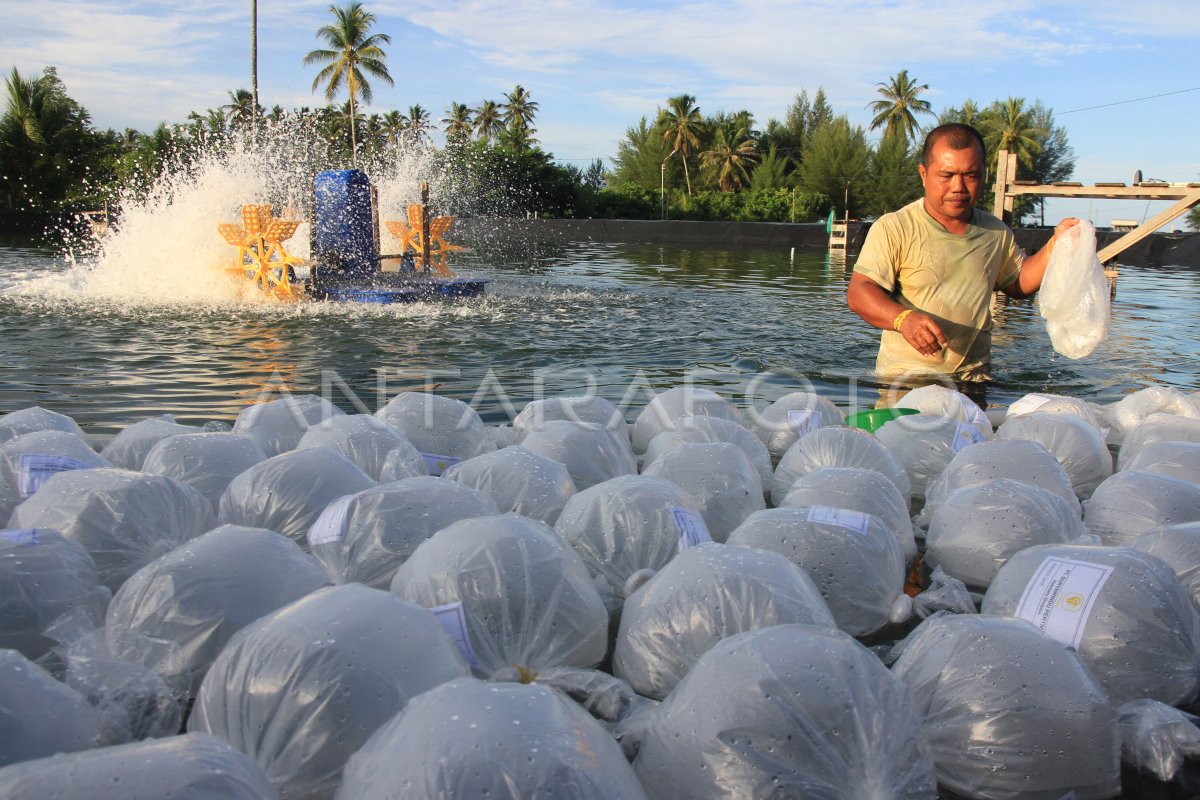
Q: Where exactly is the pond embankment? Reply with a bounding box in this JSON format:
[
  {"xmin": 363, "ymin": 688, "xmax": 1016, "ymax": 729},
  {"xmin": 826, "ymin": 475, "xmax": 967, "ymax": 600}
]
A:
[{"xmin": 457, "ymin": 218, "xmax": 1200, "ymax": 268}]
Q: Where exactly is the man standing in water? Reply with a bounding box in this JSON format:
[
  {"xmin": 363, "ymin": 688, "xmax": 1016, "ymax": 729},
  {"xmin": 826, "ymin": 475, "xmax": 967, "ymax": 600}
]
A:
[{"xmin": 846, "ymin": 123, "xmax": 1078, "ymax": 394}]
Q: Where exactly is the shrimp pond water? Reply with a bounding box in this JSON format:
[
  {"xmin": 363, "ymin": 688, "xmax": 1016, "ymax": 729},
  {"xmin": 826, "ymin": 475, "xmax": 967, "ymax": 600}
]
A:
[{"xmin": 1, "ymin": 233, "xmax": 1198, "ymax": 440}]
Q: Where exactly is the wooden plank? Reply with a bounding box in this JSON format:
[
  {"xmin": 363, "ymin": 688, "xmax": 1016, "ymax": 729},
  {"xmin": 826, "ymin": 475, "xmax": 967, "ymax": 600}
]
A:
[
  {"xmin": 1097, "ymin": 185, "xmax": 1200, "ymax": 263},
  {"xmin": 1006, "ymin": 185, "xmax": 1195, "ymax": 199}
]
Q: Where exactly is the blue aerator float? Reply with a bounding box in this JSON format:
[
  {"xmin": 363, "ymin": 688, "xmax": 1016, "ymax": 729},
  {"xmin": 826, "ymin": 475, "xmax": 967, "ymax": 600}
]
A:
[{"xmin": 218, "ymin": 169, "xmax": 486, "ymax": 304}]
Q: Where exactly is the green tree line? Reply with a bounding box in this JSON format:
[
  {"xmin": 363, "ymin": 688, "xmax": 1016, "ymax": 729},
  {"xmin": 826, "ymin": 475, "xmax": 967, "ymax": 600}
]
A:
[{"xmin": 1, "ymin": 1, "xmax": 1103, "ymax": 227}]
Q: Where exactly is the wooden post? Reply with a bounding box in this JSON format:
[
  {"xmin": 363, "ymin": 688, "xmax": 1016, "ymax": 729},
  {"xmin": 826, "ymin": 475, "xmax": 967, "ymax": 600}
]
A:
[
  {"xmin": 992, "ymin": 150, "xmax": 1018, "ymax": 226},
  {"xmin": 420, "ymin": 182, "xmax": 431, "ymax": 272},
  {"xmin": 992, "ymin": 149, "xmax": 1010, "ymax": 222}
]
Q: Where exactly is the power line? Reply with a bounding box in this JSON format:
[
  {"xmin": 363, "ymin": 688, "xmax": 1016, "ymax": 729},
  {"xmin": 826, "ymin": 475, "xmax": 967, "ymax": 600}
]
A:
[{"xmin": 1054, "ymin": 87, "xmax": 1200, "ymax": 116}]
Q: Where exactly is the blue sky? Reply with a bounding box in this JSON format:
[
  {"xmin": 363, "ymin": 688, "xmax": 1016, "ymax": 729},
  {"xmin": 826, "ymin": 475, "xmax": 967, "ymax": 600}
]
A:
[{"xmin": 3, "ymin": 0, "xmax": 1198, "ymax": 226}]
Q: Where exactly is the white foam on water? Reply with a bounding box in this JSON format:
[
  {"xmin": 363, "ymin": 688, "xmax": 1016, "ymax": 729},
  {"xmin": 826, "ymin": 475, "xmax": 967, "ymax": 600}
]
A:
[{"xmin": 5, "ymin": 121, "xmax": 458, "ymax": 311}]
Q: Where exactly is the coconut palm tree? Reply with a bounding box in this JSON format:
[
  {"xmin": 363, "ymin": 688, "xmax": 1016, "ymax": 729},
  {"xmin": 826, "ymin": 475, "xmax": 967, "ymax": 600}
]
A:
[
  {"xmin": 473, "ymin": 99, "xmax": 504, "ymax": 143},
  {"xmin": 867, "ymin": 70, "xmax": 934, "ymax": 143},
  {"xmin": 442, "ymin": 102, "xmax": 473, "ymax": 142},
  {"xmin": 402, "ymin": 104, "xmax": 433, "ymax": 144},
  {"xmin": 222, "ymin": 88, "xmax": 257, "ymax": 130},
  {"xmin": 503, "ymin": 84, "xmax": 538, "ymax": 146},
  {"xmin": 659, "ymin": 94, "xmax": 705, "ymax": 195},
  {"xmin": 379, "ymin": 109, "xmax": 404, "ymax": 148},
  {"xmin": 701, "ymin": 124, "xmax": 759, "ymax": 191},
  {"xmin": 303, "ymin": 2, "xmax": 394, "ymax": 164},
  {"xmin": 980, "ymin": 97, "xmax": 1046, "ymax": 169},
  {"xmin": 250, "ymin": 0, "xmax": 259, "ymax": 129}
]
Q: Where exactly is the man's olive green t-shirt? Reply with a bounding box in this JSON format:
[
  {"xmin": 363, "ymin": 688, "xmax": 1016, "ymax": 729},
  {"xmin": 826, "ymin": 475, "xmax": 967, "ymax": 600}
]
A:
[{"xmin": 853, "ymin": 199, "xmax": 1024, "ymax": 381}]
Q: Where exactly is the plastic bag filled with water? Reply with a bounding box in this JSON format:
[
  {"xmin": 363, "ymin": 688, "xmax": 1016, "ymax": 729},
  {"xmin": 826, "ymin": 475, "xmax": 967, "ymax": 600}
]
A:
[
  {"xmin": 218, "ymin": 447, "xmax": 375, "ymax": 545},
  {"xmin": 0, "ymin": 430, "xmax": 110, "ymax": 521},
  {"xmin": 642, "ymin": 441, "xmax": 765, "ymax": 540},
  {"xmin": 553, "ymin": 474, "xmax": 712, "ymax": 613},
  {"xmin": 1120, "ymin": 440, "xmax": 1200, "ymax": 484},
  {"xmin": 982, "ymin": 544, "xmax": 1200, "ymax": 707},
  {"xmin": 190, "ymin": 583, "xmax": 469, "ymax": 800},
  {"xmin": 895, "ymin": 384, "xmax": 992, "ymax": 433},
  {"xmin": 613, "ymin": 542, "xmax": 835, "ymax": 700},
  {"xmin": 1003, "ymin": 391, "xmax": 1105, "ymax": 431},
  {"xmin": 295, "ymin": 413, "xmax": 416, "ymax": 480},
  {"xmin": 925, "ymin": 478, "xmax": 1093, "ymax": 592},
  {"xmin": 1104, "ymin": 386, "xmax": 1200, "ymax": 446},
  {"xmin": 0, "ymin": 528, "xmax": 109, "ymax": 660},
  {"xmin": 631, "ymin": 387, "xmax": 747, "ymax": 454},
  {"xmin": 778, "ymin": 466, "xmax": 918, "ymax": 565},
  {"xmin": 1133, "ymin": 522, "xmax": 1200, "ymax": 608},
  {"xmin": 750, "ymin": 390, "xmax": 845, "ymax": 464},
  {"xmin": 1117, "ymin": 698, "xmax": 1200, "ymax": 783},
  {"xmin": 0, "ymin": 406, "xmax": 91, "ymax": 447},
  {"xmin": 519, "ymin": 419, "xmax": 637, "ymax": 491},
  {"xmin": 99, "ymin": 415, "xmax": 200, "ymax": 470},
  {"xmin": 374, "ymin": 391, "xmax": 495, "ymax": 475},
  {"xmin": 629, "ymin": 624, "xmax": 936, "ymax": 799},
  {"xmin": 105, "ymin": 525, "xmax": 326, "ymax": 695},
  {"xmin": 875, "ymin": 413, "xmax": 991, "ymax": 511},
  {"xmin": 771, "ymin": 425, "xmax": 911, "ymax": 507},
  {"xmin": 391, "ymin": 514, "xmax": 608, "ymax": 676},
  {"xmin": 336, "ymin": 678, "xmax": 649, "ymax": 800},
  {"xmin": 307, "ymin": 476, "xmax": 498, "ymax": 588},
  {"xmin": 1083, "ymin": 469, "xmax": 1200, "ymax": 546},
  {"xmin": 442, "ymin": 445, "xmax": 576, "ymax": 526},
  {"xmin": 891, "ymin": 614, "xmax": 1120, "ymax": 800},
  {"xmin": 232, "ymin": 394, "xmax": 344, "ymax": 457},
  {"xmin": 1038, "ymin": 220, "xmax": 1111, "ymax": 359},
  {"xmin": 61, "ymin": 629, "xmax": 184, "ymax": 746},
  {"xmin": 0, "ymin": 732, "xmax": 278, "ymax": 800},
  {"xmin": 513, "ymin": 394, "xmax": 630, "ymax": 445},
  {"xmin": 9, "ymin": 468, "xmax": 214, "ymax": 592},
  {"xmin": 0, "ymin": 648, "xmax": 102, "ymax": 767},
  {"xmin": 996, "ymin": 411, "xmax": 1113, "ymax": 498},
  {"xmin": 727, "ymin": 507, "xmax": 908, "ymax": 637},
  {"xmin": 141, "ymin": 431, "xmax": 266, "ymax": 512},
  {"xmin": 644, "ymin": 414, "xmax": 772, "ymax": 496},
  {"xmin": 918, "ymin": 438, "xmax": 1079, "ymax": 528},
  {"xmin": 1118, "ymin": 412, "xmax": 1200, "ymax": 469}
]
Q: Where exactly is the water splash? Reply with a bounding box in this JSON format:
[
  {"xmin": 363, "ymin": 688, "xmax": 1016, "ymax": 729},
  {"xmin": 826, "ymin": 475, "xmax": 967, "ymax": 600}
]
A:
[{"xmin": 9, "ymin": 120, "xmax": 452, "ymax": 307}]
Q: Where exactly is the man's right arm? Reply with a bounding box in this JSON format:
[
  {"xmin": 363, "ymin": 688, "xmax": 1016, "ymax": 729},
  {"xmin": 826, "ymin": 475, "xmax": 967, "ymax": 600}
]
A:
[{"xmin": 846, "ymin": 273, "xmax": 948, "ymax": 357}]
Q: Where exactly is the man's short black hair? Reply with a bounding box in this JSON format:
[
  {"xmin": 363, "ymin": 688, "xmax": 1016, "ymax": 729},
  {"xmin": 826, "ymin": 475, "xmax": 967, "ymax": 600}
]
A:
[{"xmin": 922, "ymin": 123, "xmax": 986, "ymax": 167}]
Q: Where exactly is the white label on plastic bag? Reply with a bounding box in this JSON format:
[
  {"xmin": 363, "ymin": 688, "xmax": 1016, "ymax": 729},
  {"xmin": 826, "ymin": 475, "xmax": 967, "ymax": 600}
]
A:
[
  {"xmin": 308, "ymin": 495, "xmax": 354, "ymax": 547},
  {"xmin": 950, "ymin": 422, "xmax": 985, "ymax": 452},
  {"xmin": 672, "ymin": 507, "xmax": 711, "ymax": 551},
  {"xmin": 1057, "ymin": 792, "xmax": 1078, "ymax": 800},
  {"xmin": 786, "ymin": 410, "xmax": 821, "ymax": 436},
  {"xmin": 0, "ymin": 529, "xmax": 40, "ymax": 546},
  {"xmin": 1013, "ymin": 557, "xmax": 1113, "ymax": 650},
  {"xmin": 18, "ymin": 454, "xmax": 90, "ymax": 498},
  {"xmin": 421, "ymin": 452, "xmax": 462, "ymax": 476},
  {"xmin": 1008, "ymin": 393, "xmax": 1053, "ymax": 417},
  {"xmin": 431, "ymin": 601, "xmax": 479, "ymax": 666},
  {"xmin": 806, "ymin": 505, "xmax": 870, "ymax": 535}
]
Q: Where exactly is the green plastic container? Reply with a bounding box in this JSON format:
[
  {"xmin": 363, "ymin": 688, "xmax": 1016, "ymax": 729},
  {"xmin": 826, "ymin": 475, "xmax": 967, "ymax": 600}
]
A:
[{"xmin": 845, "ymin": 407, "xmax": 919, "ymax": 433}]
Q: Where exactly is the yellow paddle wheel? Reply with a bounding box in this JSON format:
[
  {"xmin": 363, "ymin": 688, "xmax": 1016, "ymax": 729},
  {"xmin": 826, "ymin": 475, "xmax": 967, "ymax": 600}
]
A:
[
  {"xmin": 383, "ymin": 200, "xmax": 463, "ymax": 277},
  {"xmin": 218, "ymin": 204, "xmax": 306, "ymax": 301}
]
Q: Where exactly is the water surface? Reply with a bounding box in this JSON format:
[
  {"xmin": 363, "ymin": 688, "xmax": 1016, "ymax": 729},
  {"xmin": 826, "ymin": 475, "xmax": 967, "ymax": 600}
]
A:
[{"xmin": 1, "ymin": 235, "xmax": 1196, "ymax": 440}]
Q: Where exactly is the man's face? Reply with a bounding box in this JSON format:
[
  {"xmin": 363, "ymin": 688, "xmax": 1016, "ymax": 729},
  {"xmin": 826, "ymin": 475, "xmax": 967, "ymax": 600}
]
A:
[{"xmin": 918, "ymin": 139, "xmax": 985, "ymax": 224}]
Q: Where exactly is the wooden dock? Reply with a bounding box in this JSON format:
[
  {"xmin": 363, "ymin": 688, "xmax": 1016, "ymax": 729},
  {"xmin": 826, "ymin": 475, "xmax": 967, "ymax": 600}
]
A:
[{"xmin": 992, "ymin": 149, "xmax": 1200, "ymax": 266}]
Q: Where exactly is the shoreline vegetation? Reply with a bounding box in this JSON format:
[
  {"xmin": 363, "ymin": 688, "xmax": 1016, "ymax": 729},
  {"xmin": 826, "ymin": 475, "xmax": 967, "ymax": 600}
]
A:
[{"xmin": 2, "ymin": 3, "xmax": 1197, "ymax": 237}]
